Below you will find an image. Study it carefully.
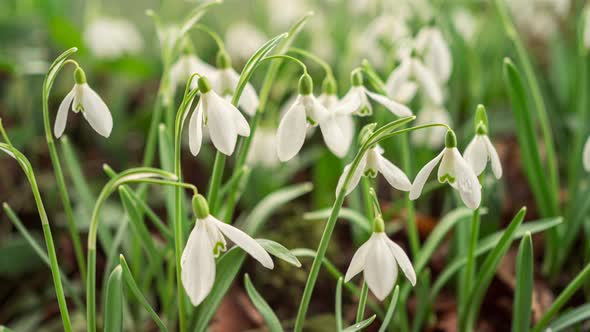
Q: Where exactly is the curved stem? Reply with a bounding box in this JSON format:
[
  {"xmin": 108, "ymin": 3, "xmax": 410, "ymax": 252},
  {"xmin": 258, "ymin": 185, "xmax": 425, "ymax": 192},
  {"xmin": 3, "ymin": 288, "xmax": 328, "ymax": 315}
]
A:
[
  {"xmin": 192, "ymin": 24, "xmax": 226, "ymax": 53},
  {"xmin": 289, "ymin": 47, "xmax": 334, "ymax": 78},
  {"xmin": 261, "ymin": 55, "xmax": 308, "ymax": 75}
]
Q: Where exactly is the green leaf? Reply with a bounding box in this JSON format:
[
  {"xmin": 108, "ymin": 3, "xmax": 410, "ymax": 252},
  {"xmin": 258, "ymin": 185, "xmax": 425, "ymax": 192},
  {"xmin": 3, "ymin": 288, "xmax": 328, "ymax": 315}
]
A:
[
  {"xmin": 335, "ymin": 277, "xmax": 343, "ymax": 332},
  {"xmin": 463, "ymin": 207, "xmax": 527, "ymax": 331},
  {"xmin": 104, "ymin": 265, "xmax": 124, "ymax": 332},
  {"xmin": 378, "ymin": 286, "xmax": 400, "ymax": 332},
  {"xmin": 257, "ymin": 239, "xmax": 301, "ymax": 267},
  {"xmin": 341, "ymin": 315, "xmax": 376, "ymax": 332},
  {"xmin": 304, "ymin": 207, "xmax": 371, "ymax": 233},
  {"xmin": 0, "ymin": 326, "xmax": 16, "ymax": 332},
  {"xmin": 244, "ymin": 274, "xmax": 284, "ymax": 332},
  {"xmin": 545, "ymin": 303, "xmax": 590, "ymax": 332},
  {"xmin": 512, "ymin": 232, "xmax": 533, "ymax": 332}
]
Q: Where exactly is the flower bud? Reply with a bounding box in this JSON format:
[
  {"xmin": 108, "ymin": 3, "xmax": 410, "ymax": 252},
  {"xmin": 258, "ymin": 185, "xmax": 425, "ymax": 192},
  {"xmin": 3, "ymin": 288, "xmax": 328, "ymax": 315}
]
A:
[
  {"xmin": 445, "ymin": 129, "xmax": 457, "ymax": 148},
  {"xmin": 192, "ymin": 194, "xmax": 210, "ymax": 219},
  {"xmin": 197, "ymin": 76, "xmax": 212, "ymax": 93},
  {"xmin": 298, "ymin": 73, "xmax": 313, "ymax": 95}
]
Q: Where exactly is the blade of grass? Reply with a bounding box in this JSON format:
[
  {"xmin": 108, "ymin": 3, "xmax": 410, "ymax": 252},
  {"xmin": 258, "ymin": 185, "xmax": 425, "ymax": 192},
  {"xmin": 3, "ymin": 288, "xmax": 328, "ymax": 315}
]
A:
[
  {"xmin": 104, "ymin": 265, "xmax": 124, "ymax": 332},
  {"xmin": 512, "ymin": 232, "xmax": 534, "ymax": 332},
  {"xmin": 342, "ymin": 315, "xmax": 376, "ymax": 332},
  {"xmin": 378, "ymin": 286, "xmax": 400, "ymax": 332},
  {"xmin": 545, "ymin": 303, "xmax": 590, "ymax": 332},
  {"xmin": 244, "ymin": 274, "xmax": 284, "ymax": 332}
]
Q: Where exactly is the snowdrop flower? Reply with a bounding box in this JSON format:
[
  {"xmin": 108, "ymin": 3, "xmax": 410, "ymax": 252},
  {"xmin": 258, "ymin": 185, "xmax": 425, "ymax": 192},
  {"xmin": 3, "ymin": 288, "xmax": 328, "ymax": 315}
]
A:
[
  {"xmin": 464, "ymin": 106, "xmax": 502, "ymax": 179},
  {"xmin": 345, "ymin": 216, "xmax": 416, "ymax": 300},
  {"xmin": 453, "ymin": 9, "xmax": 478, "ymax": 43},
  {"xmin": 354, "ymin": 15, "xmax": 411, "ymax": 69},
  {"xmin": 411, "ymin": 104, "xmax": 452, "ymax": 149},
  {"xmin": 54, "ymin": 67, "xmax": 113, "ymax": 138},
  {"xmin": 507, "ymin": 0, "xmax": 570, "ymax": 41},
  {"xmin": 225, "ymin": 22, "xmax": 267, "ymax": 62},
  {"xmin": 385, "ymin": 52, "xmax": 444, "ymax": 106},
  {"xmin": 410, "ymin": 130, "xmax": 481, "ymax": 209},
  {"xmin": 210, "ymin": 51, "xmax": 259, "ymax": 116},
  {"xmin": 334, "ymin": 71, "xmax": 413, "ymax": 118},
  {"xmin": 84, "ymin": 17, "xmax": 143, "ymax": 59},
  {"xmin": 415, "ymin": 25, "xmax": 453, "ymax": 84},
  {"xmin": 181, "ymin": 195, "xmax": 273, "ymax": 306},
  {"xmin": 247, "ymin": 126, "xmax": 280, "ymax": 168},
  {"xmin": 336, "ymin": 146, "xmax": 411, "ymax": 196},
  {"xmin": 583, "ymin": 136, "xmax": 590, "ymax": 171},
  {"xmin": 188, "ymin": 76, "xmax": 250, "ymax": 156},
  {"xmin": 318, "ymin": 78, "xmax": 355, "ymax": 156},
  {"xmin": 170, "ymin": 54, "xmax": 217, "ymax": 89},
  {"xmin": 277, "ymin": 74, "xmax": 347, "ymax": 161},
  {"xmin": 266, "ymin": 0, "xmax": 307, "ymax": 30}
]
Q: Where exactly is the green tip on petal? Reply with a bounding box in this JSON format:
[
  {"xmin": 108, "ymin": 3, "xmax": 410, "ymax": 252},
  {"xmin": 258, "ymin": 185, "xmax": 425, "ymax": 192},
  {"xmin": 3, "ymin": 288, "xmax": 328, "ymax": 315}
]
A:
[
  {"xmin": 445, "ymin": 130, "xmax": 457, "ymax": 148},
  {"xmin": 298, "ymin": 73, "xmax": 313, "ymax": 95},
  {"xmin": 351, "ymin": 70, "xmax": 363, "ymax": 86},
  {"xmin": 192, "ymin": 194, "xmax": 210, "ymax": 219},
  {"xmin": 372, "ymin": 215, "xmax": 385, "ymax": 233},
  {"xmin": 475, "ymin": 104, "xmax": 488, "ymax": 129},
  {"xmin": 198, "ymin": 76, "xmax": 212, "ymax": 93},
  {"xmin": 74, "ymin": 67, "xmax": 87, "ymax": 84},
  {"xmin": 322, "ymin": 76, "xmax": 337, "ymax": 95},
  {"xmin": 216, "ymin": 50, "xmax": 231, "ymax": 69}
]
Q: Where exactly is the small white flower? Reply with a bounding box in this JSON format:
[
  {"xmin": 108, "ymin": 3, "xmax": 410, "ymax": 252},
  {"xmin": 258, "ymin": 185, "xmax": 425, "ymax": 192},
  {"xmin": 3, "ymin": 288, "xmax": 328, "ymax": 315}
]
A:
[
  {"xmin": 583, "ymin": 136, "xmax": 590, "ymax": 171},
  {"xmin": 188, "ymin": 77, "xmax": 250, "ymax": 156},
  {"xmin": 319, "ymin": 92, "xmax": 355, "ymax": 157},
  {"xmin": 464, "ymin": 133, "xmax": 503, "ymax": 179},
  {"xmin": 54, "ymin": 68, "xmax": 113, "ymax": 138},
  {"xmin": 415, "ymin": 26, "xmax": 453, "ymax": 84},
  {"xmin": 410, "ymin": 131, "xmax": 481, "ymax": 209},
  {"xmin": 336, "ymin": 146, "xmax": 411, "ymax": 196},
  {"xmin": 84, "ymin": 18, "xmax": 143, "ymax": 59},
  {"xmin": 354, "ymin": 15, "xmax": 411, "ymax": 69},
  {"xmin": 345, "ymin": 232, "xmax": 416, "ymax": 300},
  {"xmin": 411, "ymin": 105, "xmax": 452, "ymax": 149},
  {"xmin": 225, "ymin": 22, "xmax": 267, "ymax": 61},
  {"xmin": 334, "ymin": 80, "xmax": 413, "ymax": 118},
  {"xmin": 210, "ymin": 65, "xmax": 259, "ymax": 116},
  {"xmin": 181, "ymin": 211, "xmax": 273, "ymax": 306},
  {"xmin": 385, "ymin": 55, "xmax": 444, "ymax": 106},
  {"xmin": 453, "ymin": 9, "xmax": 477, "ymax": 43},
  {"xmin": 247, "ymin": 127, "xmax": 280, "ymax": 168},
  {"xmin": 170, "ymin": 54, "xmax": 216, "ymax": 89},
  {"xmin": 277, "ymin": 75, "xmax": 348, "ymax": 161}
]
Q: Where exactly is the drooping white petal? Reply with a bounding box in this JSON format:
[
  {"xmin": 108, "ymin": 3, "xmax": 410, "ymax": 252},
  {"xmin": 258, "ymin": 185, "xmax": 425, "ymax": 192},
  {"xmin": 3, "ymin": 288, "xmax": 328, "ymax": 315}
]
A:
[
  {"xmin": 365, "ymin": 89, "xmax": 413, "ymax": 117},
  {"xmin": 463, "ymin": 135, "xmax": 488, "ymax": 176},
  {"xmin": 277, "ymin": 97, "xmax": 307, "ymax": 162},
  {"xmin": 336, "ymin": 155, "xmax": 367, "ymax": 196},
  {"xmin": 344, "ymin": 239, "xmax": 371, "ymax": 282},
  {"xmin": 210, "ymin": 216, "xmax": 274, "ymax": 269},
  {"xmin": 385, "ymin": 60, "xmax": 412, "ymax": 97},
  {"xmin": 181, "ymin": 220, "xmax": 215, "ymax": 306},
  {"xmin": 452, "ymin": 148, "xmax": 482, "ymax": 209},
  {"xmin": 410, "ymin": 151, "xmax": 444, "ymax": 200},
  {"xmin": 424, "ymin": 28, "xmax": 452, "ymax": 83},
  {"xmin": 386, "ymin": 239, "xmax": 416, "ymax": 286},
  {"xmin": 222, "ymin": 95, "xmax": 251, "ymax": 137},
  {"xmin": 80, "ymin": 84, "xmax": 113, "ymax": 137},
  {"xmin": 240, "ymin": 82, "xmax": 260, "ymax": 116},
  {"xmin": 303, "ymin": 95, "xmax": 329, "ymax": 125},
  {"xmin": 394, "ymin": 82, "xmax": 418, "ymax": 104},
  {"xmin": 484, "ymin": 135, "xmax": 503, "ymax": 179},
  {"xmin": 412, "ymin": 59, "xmax": 444, "ymax": 105},
  {"xmin": 54, "ymin": 88, "xmax": 75, "ymax": 138},
  {"xmin": 332, "ymin": 88, "xmax": 363, "ymax": 115},
  {"xmin": 584, "ymin": 136, "xmax": 590, "ymax": 171},
  {"xmin": 437, "ymin": 148, "xmax": 456, "ymax": 184},
  {"xmin": 377, "ymin": 154, "xmax": 411, "ymax": 191},
  {"xmin": 335, "ymin": 114, "xmax": 355, "ymax": 155},
  {"xmin": 205, "ymin": 92, "xmax": 239, "ymax": 155},
  {"xmin": 319, "ymin": 115, "xmax": 347, "ymax": 158},
  {"xmin": 363, "ymin": 233, "xmax": 398, "ymax": 301},
  {"xmin": 188, "ymin": 101, "xmax": 204, "ymax": 156}
]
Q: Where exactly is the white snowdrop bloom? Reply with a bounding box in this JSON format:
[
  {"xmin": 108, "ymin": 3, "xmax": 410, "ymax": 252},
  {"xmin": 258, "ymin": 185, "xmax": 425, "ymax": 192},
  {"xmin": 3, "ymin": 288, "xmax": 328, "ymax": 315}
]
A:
[
  {"xmin": 345, "ymin": 225, "xmax": 416, "ymax": 300},
  {"xmin": 336, "ymin": 146, "xmax": 411, "ymax": 196},
  {"xmin": 246, "ymin": 126, "xmax": 280, "ymax": 168},
  {"xmin": 225, "ymin": 22, "xmax": 267, "ymax": 62},
  {"xmin": 464, "ymin": 129, "xmax": 503, "ymax": 179},
  {"xmin": 411, "ymin": 105, "xmax": 452, "ymax": 149},
  {"xmin": 267, "ymin": 0, "xmax": 307, "ymax": 30},
  {"xmin": 415, "ymin": 26, "xmax": 453, "ymax": 84},
  {"xmin": 410, "ymin": 130, "xmax": 481, "ymax": 209},
  {"xmin": 385, "ymin": 54, "xmax": 444, "ymax": 106},
  {"xmin": 354, "ymin": 15, "xmax": 412, "ymax": 69},
  {"xmin": 277, "ymin": 74, "xmax": 347, "ymax": 161},
  {"xmin": 54, "ymin": 67, "xmax": 113, "ymax": 138},
  {"xmin": 583, "ymin": 136, "xmax": 590, "ymax": 171},
  {"xmin": 334, "ymin": 72, "xmax": 413, "ymax": 118},
  {"xmin": 453, "ymin": 9, "xmax": 477, "ymax": 43},
  {"xmin": 507, "ymin": 0, "xmax": 570, "ymax": 41},
  {"xmin": 84, "ymin": 17, "xmax": 143, "ymax": 59},
  {"xmin": 188, "ymin": 76, "xmax": 250, "ymax": 156},
  {"xmin": 210, "ymin": 52, "xmax": 259, "ymax": 116},
  {"xmin": 319, "ymin": 81, "xmax": 355, "ymax": 157},
  {"xmin": 170, "ymin": 54, "xmax": 216, "ymax": 89},
  {"xmin": 181, "ymin": 195, "xmax": 273, "ymax": 306}
]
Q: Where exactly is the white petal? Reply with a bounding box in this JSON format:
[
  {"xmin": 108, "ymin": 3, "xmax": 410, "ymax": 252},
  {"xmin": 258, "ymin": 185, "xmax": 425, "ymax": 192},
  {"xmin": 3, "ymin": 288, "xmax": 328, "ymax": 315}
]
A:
[
  {"xmin": 303, "ymin": 95, "xmax": 329, "ymax": 124},
  {"xmin": 240, "ymin": 82, "xmax": 260, "ymax": 116},
  {"xmin": 336, "ymin": 155, "xmax": 367, "ymax": 196},
  {"xmin": 277, "ymin": 97, "xmax": 307, "ymax": 162},
  {"xmin": 319, "ymin": 115, "xmax": 348, "ymax": 158},
  {"xmin": 181, "ymin": 221, "xmax": 216, "ymax": 306},
  {"xmin": 335, "ymin": 114, "xmax": 355, "ymax": 155},
  {"xmin": 386, "ymin": 239, "xmax": 416, "ymax": 286},
  {"xmin": 410, "ymin": 151, "xmax": 444, "ymax": 200},
  {"xmin": 412, "ymin": 60, "xmax": 444, "ymax": 105},
  {"xmin": 584, "ymin": 136, "xmax": 590, "ymax": 172},
  {"xmin": 365, "ymin": 90, "xmax": 413, "ymax": 117},
  {"xmin": 385, "ymin": 60, "xmax": 412, "ymax": 97},
  {"xmin": 363, "ymin": 233, "xmax": 397, "ymax": 301},
  {"xmin": 452, "ymin": 148, "xmax": 482, "ymax": 209},
  {"xmin": 188, "ymin": 101, "xmax": 204, "ymax": 156},
  {"xmin": 463, "ymin": 135, "xmax": 488, "ymax": 176},
  {"xmin": 394, "ymin": 82, "xmax": 418, "ymax": 104},
  {"xmin": 437, "ymin": 148, "xmax": 456, "ymax": 184},
  {"xmin": 344, "ymin": 239, "xmax": 371, "ymax": 282},
  {"xmin": 377, "ymin": 154, "xmax": 411, "ymax": 191},
  {"xmin": 425, "ymin": 29, "xmax": 452, "ymax": 83},
  {"xmin": 80, "ymin": 84, "xmax": 113, "ymax": 137},
  {"xmin": 210, "ymin": 216, "xmax": 274, "ymax": 269},
  {"xmin": 205, "ymin": 92, "xmax": 238, "ymax": 155},
  {"xmin": 54, "ymin": 88, "xmax": 75, "ymax": 138},
  {"xmin": 332, "ymin": 88, "xmax": 363, "ymax": 115},
  {"xmin": 484, "ymin": 135, "xmax": 503, "ymax": 179}
]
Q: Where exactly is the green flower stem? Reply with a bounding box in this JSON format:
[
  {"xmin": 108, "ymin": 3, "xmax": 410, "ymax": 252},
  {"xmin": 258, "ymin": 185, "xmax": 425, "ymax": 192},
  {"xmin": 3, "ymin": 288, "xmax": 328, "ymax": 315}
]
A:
[
  {"xmin": 41, "ymin": 49, "xmax": 87, "ymax": 286},
  {"xmin": 288, "ymin": 47, "xmax": 334, "ymax": 78},
  {"xmin": 400, "ymin": 133, "xmax": 420, "ymax": 256},
  {"xmin": 460, "ymin": 206, "xmax": 481, "ymax": 330},
  {"xmin": 207, "ymin": 152, "xmax": 226, "ymax": 214},
  {"xmin": 356, "ymin": 282, "xmax": 369, "ymax": 323},
  {"xmin": 355, "ymin": 177, "xmax": 374, "ymax": 323}
]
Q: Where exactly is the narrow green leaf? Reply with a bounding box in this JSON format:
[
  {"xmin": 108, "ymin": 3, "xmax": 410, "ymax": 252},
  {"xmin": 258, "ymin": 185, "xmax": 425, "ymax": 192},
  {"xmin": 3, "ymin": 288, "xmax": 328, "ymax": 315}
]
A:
[
  {"xmin": 304, "ymin": 207, "xmax": 371, "ymax": 233},
  {"xmin": 545, "ymin": 303, "xmax": 590, "ymax": 332},
  {"xmin": 257, "ymin": 239, "xmax": 301, "ymax": 267},
  {"xmin": 341, "ymin": 315, "xmax": 376, "ymax": 332},
  {"xmin": 119, "ymin": 187, "xmax": 158, "ymax": 261},
  {"xmin": 513, "ymin": 232, "xmax": 533, "ymax": 332},
  {"xmin": 104, "ymin": 265, "xmax": 124, "ymax": 332},
  {"xmin": 244, "ymin": 274, "xmax": 284, "ymax": 332},
  {"xmin": 378, "ymin": 286, "xmax": 400, "ymax": 332},
  {"xmin": 335, "ymin": 277, "xmax": 343, "ymax": 332}
]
